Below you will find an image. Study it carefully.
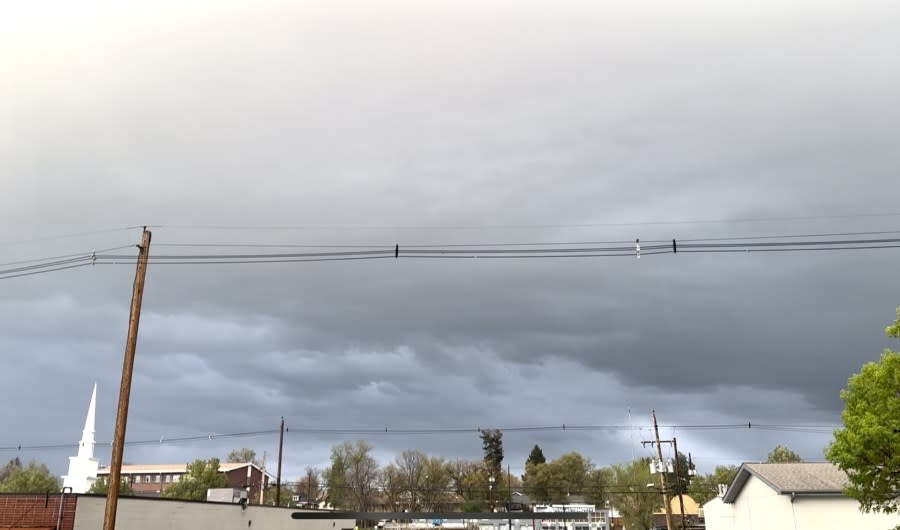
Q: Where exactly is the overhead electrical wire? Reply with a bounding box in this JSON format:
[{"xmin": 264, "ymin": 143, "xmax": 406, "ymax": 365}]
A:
[
  {"xmin": 150, "ymin": 212, "xmax": 900, "ymax": 231},
  {"xmin": 0, "ymin": 422, "xmax": 837, "ymax": 453},
  {"xmin": 3, "ymin": 232, "xmax": 900, "ymax": 280},
  {"xmin": 0, "ymin": 245, "xmax": 134, "ymax": 280}
]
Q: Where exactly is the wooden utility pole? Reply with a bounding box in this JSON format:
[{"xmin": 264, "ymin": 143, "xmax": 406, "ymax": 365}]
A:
[
  {"xmin": 260, "ymin": 451, "xmax": 268, "ymax": 504},
  {"xmin": 103, "ymin": 228, "xmax": 151, "ymax": 530},
  {"xmin": 672, "ymin": 437, "xmax": 688, "ymax": 530},
  {"xmin": 276, "ymin": 416, "xmax": 285, "ymax": 506},
  {"xmin": 507, "ymin": 464, "xmax": 512, "ymax": 530},
  {"xmin": 652, "ymin": 411, "xmax": 674, "ymax": 530}
]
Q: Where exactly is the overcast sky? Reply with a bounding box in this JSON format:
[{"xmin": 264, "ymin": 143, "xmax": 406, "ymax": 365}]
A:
[{"xmin": 2, "ymin": 0, "xmax": 900, "ymax": 482}]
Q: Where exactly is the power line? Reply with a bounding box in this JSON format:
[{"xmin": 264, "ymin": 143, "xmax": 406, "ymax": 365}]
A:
[
  {"xmin": 91, "ymin": 236, "xmax": 900, "ymax": 264},
  {"xmin": 0, "ymin": 227, "xmax": 146, "ymax": 248},
  {"xmin": 0, "ymin": 422, "xmax": 838, "ymax": 454},
  {"xmin": 150, "ymin": 228, "xmax": 900, "ymax": 249},
  {"xmin": 5, "ymin": 233, "xmax": 900, "ymax": 280},
  {"xmin": 152, "ymin": 212, "xmax": 900, "ymax": 231}
]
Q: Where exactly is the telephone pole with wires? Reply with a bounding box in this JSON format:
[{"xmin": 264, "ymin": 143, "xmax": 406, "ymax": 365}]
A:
[
  {"xmin": 642, "ymin": 411, "xmax": 674, "ymax": 530},
  {"xmin": 103, "ymin": 227, "xmax": 152, "ymax": 530}
]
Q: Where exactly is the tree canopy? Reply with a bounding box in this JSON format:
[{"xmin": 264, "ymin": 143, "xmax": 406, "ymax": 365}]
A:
[
  {"xmin": 766, "ymin": 445, "xmax": 802, "ymax": 463},
  {"xmin": 328, "ymin": 440, "xmax": 379, "ymax": 511},
  {"xmin": 827, "ymin": 307, "xmax": 900, "ymax": 514},
  {"xmin": 226, "ymin": 448, "xmax": 260, "ymax": 466},
  {"xmin": 524, "ymin": 451, "xmax": 605, "ymax": 505},
  {"xmin": 610, "ymin": 460, "xmax": 660, "ymax": 530},
  {"xmin": 163, "ymin": 458, "xmax": 228, "ymax": 501},
  {"xmin": 687, "ymin": 465, "xmax": 738, "ymax": 505},
  {"xmin": 88, "ymin": 476, "xmax": 135, "ymax": 496},
  {"xmin": 0, "ymin": 460, "xmax": 60, "ymax": 493},
  {"xmin": 0, "ymin": 458, "xmax": 22, "ymax": 483}
]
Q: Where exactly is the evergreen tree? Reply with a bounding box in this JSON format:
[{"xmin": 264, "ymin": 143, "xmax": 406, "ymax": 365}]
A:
[{"xmin": 480, "ymin": 429, "xmax": 503, "ymax": 478}]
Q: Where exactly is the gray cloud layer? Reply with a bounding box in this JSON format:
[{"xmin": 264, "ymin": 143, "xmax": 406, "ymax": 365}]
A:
[{"xmin": 2, "ymin": 0, "xmax": 900, "ymax": 478}]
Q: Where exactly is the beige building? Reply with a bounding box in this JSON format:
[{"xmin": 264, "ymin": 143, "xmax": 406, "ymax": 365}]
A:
[
  {"xmin": 0, "ymin": 493, "xmax": 353, "ymax": 530},
  {"xmin": 704, "ymin": 462, "xmax": 900, "ymax": 530}
]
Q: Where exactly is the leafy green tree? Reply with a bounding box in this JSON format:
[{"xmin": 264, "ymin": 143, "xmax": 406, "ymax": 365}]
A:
[
  {"xmin": 827, "ymin": 307, "xmax": 900, "ymax": 514},
  {"xmin": 0, "ymin": 461, "xmax": 60, "ymax": 493},
  {"xmin": 524, "ymin": 460, "xmax": 551, "ymax": 502},
  {"xmin": 88, "ymin": 476, "xmax": 135, "ymax": 496},
  {"xmin": 162, "ymin": 458, "xmax": 228, "ymax": 501},
  {"xmin": 331, "ymin": 440, "xmax": 379, "ymax": 511},
  {"xmin": 0, "ymin": 458, "xmax": 22, "ymax": 483},
  {"xmin": 585, "ymin": 467, "xmax": 612, "ymax": 507},
  {"xmin": 610, "ymin": 460, "xmax": 660, "ymax": 530},
  {"xmin": 687, "ymin": 466, "xmax": 738, "ymax": 505},
  {"xmin": 480, "ymin": 429, "xmax": 503, "ymax": 478},
  {"xmin": 666, "ymin": 452, "xmax": 694, "ymax": 495},
  {"xmin": 550, "ymin": 452, "xmax": 592, "ymax": 500},
  {"xmin": 324, "ymin": 452, "xmax": 348, "ymax": 508},
  {"xmin": 766, "ymin": 445, "xmax": 802, "ymax": 463},
  {"xmin": 447, "ymin": 459, "xmax": 487, "ymax": 507},
  {"xmin": 264, "ymin": 484, "xmax": 295, "ymax": 506},
  {"xmin": 421, "ymin": 456, "xmax": 451, "ymax": 510},
  {"xmin": 524, "ymin": 451, "xmax": 593, "ymax": 503},
  {"xmin": 226, "ymin": 448, "xmax": 261, "ymax": 466}
]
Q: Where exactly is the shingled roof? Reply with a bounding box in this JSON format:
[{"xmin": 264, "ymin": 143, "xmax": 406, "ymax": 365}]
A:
[{"xmin": 722, "ymin": 463, "xmax": 848, "ymax": 503}]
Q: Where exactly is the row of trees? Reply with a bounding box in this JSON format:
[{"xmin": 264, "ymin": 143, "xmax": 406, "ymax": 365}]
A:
[{"xmin": 322, "ymin": 439, "xmax": 519, "ymax": 512}]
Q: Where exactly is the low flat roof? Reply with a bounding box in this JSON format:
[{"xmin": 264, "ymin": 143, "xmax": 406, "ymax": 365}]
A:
[{"xmin": 98, "ymin": 462, "xmax": 266, "ymax": 475}]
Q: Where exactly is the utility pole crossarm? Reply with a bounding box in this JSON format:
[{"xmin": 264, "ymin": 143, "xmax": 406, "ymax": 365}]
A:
[{"xmin": 640, "ymin": 411, "xmax": 674, "ymax": 530}]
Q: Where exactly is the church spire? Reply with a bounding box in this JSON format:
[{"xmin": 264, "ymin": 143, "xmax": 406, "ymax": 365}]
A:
[
  {"xmin": 78, "ymin": 382, "xmax": 97, "ymax": 459},
  {"xmin": 63, "ymin": 383, "xmax": 100, "ymax": 493}
]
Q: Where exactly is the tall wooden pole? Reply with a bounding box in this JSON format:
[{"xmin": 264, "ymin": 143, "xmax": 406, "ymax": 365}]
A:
[
  {"xmin": 507, "ymin": 464, "xmax": 512, "ymax": 530},
  {"xmin": 672, "ymin": 437, "xmax": 688, "ymax": 530},
  {"xmin": 103, "ymin": 228, "xmax": 151, "ymax": 530},
  {"xmin": 653, "ymin": 411, "xmax": 674, "ymax": 530},
  {"xmin": 276, "ymin": 416, "xmax": 285, "ymax": 506}
]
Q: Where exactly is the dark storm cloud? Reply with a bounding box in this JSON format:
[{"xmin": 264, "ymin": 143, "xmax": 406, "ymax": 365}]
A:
[{"xmin": 2, "ymin": 0, "xmax": 900, "ymax": 477}]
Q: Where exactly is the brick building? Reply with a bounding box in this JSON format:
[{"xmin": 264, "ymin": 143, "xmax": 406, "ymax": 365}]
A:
[
  {"xmin": 0, "ymin": 493, "xmax": 77, "ymax": 530},
  {"xmin": 97, "ymin": 462, "xmax": 269, "ymax": 501}
]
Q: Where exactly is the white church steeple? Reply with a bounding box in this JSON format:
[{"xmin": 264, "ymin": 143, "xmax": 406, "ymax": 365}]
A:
[{"xmin": 62, "ymin": 383, "xmax": 100, "ymax": 493}]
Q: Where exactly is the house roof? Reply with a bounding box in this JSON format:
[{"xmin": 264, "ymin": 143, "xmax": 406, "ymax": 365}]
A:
[
  {"xmin": 722, "ymin": 463, "xmax": 848, "ymax": 504},
  {"xmin": 98, "ymin": 462, "xmax": 267, "ymax": 475}
]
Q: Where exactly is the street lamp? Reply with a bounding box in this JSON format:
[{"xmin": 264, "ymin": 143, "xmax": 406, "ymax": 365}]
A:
[{"xmin": 488, "ymin": 476, "xmax": 496, "ymax": 512}]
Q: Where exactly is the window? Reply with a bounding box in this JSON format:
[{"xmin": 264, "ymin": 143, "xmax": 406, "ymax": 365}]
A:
[
  {"xmin": 155, "ymin": 475, "xmax": 161, "ymax": 483},
  {"xmin": 134, "ymin": 475, "xmax": 141, "ymax": 484},
  {"xmin": 144, "ymin": 475, "xmax": 151, "ymax": 483}
]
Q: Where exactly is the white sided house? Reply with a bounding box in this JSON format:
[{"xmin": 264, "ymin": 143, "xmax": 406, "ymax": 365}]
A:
[{"xmin": 704, "ymin": 462, "xmax": 900, "ymax": 530}]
